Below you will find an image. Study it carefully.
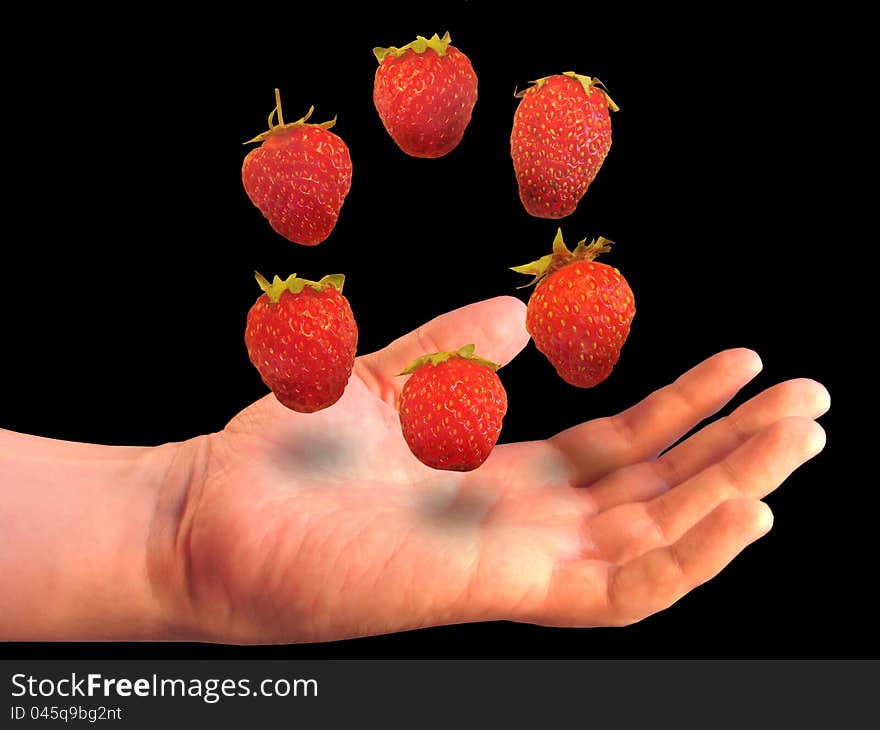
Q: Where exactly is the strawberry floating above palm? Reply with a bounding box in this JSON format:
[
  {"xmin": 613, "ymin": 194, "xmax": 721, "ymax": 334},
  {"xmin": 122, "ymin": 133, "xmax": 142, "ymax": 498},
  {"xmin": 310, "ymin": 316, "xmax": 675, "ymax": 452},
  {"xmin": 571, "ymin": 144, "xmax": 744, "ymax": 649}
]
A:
[
  {"xmin": 242, "ymin": 89, "xmax": 352, "ymax": 246},
  {"xmin": 513, "ymin": 228, "xmax": 635, "ymax": 387},
  {"xmin": 245, "ymin": 272, "xmax": 358, "ymax": 413},
  {"xmin": 373, "ymin": 31, "xmax": 478, "ymax": 158},
  {"xmin": 511, "ymin": 72, "xmax": 619, "ymax": 218},
  {"xmin": 398, "ymin": 345, "xmax": 508, "ymax": 471}
]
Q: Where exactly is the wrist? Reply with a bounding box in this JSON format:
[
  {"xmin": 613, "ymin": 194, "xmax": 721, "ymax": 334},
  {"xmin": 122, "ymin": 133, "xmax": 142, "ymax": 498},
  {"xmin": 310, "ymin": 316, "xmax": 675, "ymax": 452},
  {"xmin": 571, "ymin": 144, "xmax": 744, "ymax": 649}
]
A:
[
  {"xmin": 0, "ymin": 429, "xmax": 206, "ymax": 641},
  {"xmin": 142, "ymin": 435, "xmax": 213, "ymax": 641}
]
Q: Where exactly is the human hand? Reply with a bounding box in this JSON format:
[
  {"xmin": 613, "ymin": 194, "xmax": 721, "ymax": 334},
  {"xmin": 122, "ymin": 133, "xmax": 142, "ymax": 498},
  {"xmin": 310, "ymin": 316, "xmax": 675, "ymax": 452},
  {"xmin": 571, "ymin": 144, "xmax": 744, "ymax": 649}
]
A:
[{"xmin": 148, "ymin": 296, "xmax": 828, "ymax": 643}]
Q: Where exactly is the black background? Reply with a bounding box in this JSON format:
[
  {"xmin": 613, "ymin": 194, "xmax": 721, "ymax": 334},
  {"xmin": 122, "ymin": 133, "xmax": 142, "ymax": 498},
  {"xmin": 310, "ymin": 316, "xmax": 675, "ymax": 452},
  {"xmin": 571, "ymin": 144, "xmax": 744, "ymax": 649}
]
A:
[{"xmin": 1, "ymin": 5, "xmax": 860, "ymax": 658}]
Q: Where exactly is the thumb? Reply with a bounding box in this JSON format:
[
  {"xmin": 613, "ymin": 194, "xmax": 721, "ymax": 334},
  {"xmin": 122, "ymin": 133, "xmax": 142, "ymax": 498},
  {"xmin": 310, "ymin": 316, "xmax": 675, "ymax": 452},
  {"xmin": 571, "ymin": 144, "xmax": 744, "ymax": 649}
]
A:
[{"xmin": 357, "ymin": 296, "xmax": 529, "ymax": 405}]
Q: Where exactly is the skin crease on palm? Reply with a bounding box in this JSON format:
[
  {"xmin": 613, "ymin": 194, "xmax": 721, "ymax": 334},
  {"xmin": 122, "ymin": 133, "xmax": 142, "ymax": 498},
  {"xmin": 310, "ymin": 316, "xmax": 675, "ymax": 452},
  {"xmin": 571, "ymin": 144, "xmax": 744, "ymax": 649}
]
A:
[
  {"xmin": 0, "ymin": 296, "xmax": 829, "ymax": 644},
  {"xmin": 139, "ymin": 296, "xmax": 828, "ymax": 644}
]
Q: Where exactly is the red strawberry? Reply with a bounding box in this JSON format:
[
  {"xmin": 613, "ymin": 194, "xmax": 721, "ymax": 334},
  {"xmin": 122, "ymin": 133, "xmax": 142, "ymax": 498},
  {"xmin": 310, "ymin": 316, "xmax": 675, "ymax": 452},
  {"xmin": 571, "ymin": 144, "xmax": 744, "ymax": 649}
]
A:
[
  {"xmin": 245, "ymin": 273, "xmax": 358, "ymax": 413},
  {"xmin": 242, "ymin": 89, "xmax": 352, "ymax": 246},
  {"xmin": 398, "ymin": 345, "xmax": 507, "ymax": 471},
  {"xmin": 513, "ymin": 229, "xmax": 635, "ymax": 387},
  {"xmin": 373, "ymin": 32, "xmax": 478, "ymax": 158},
  {"xmin": 511, "ymin": 72, "xmax": 619, "ymax": 218}
]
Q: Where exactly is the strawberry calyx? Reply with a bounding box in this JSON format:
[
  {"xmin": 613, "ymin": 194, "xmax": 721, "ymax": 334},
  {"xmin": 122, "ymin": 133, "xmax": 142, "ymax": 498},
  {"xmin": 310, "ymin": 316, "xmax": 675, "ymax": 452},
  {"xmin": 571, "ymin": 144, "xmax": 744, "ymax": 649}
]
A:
[
  {"xmin": 255, "ymin": 272, "xmax": 345, "ymax": 304},
  {"xmin": 373, "ymin": 31, "xmax": 452, "ymax": 63},
  {"xmin": 244, "ymin": 88, "xmax": 336, "ymax": 145},
  {"xmin": 398, "ymin": 344, "xmax": 500, "ymax": 376},
  {"xmin": 511, "ymin": 228, "xmax": 614, "ymax": 288},
  {"xmin": 514, "ymin": 71, "xmax": 620, "ymax": 112}
]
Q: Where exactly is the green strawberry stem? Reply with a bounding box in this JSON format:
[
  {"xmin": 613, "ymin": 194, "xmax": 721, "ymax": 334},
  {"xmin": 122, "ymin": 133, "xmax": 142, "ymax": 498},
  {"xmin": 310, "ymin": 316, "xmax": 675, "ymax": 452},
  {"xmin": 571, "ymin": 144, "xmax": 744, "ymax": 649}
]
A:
[
  {"xmin": 398, "ymin": 344, "xmax": 501, "ymax": 376},
  {"xmin": 511, "ymin": 228, "xmax": 614, "ymax": 288},
  {"xmin": 514, "ymin": 71, "xmax": 620, "ymax": 112},
  {"xmin": 243, "ymin": 89, "xmax": 337, "ymax": 145},
  {"xmin": 373, "ymin": 31, "xmax": 451, "ymax": 63},
  {"xmin": 273, "ymin": 87, "xmax": 284, "ymax": 126},
  {"xmin": 255, "ymin": 272, "xmax": 346, "ymax": 303}
]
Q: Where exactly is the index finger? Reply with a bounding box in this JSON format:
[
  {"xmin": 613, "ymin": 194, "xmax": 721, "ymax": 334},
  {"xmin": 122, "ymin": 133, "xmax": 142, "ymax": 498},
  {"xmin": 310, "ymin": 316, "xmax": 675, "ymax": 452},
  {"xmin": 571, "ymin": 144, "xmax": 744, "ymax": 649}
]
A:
[{"xmin": 552, "ymin": 348, "xmax": 764, "ymax": 485}]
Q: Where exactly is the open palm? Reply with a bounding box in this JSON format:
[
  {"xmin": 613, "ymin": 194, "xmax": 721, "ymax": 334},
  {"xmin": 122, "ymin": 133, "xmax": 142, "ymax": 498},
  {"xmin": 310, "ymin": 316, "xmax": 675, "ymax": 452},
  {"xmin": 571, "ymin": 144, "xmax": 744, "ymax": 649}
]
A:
[{"xmin": 164, "ymin": 297, "xmax": 827, "ymax": 643}]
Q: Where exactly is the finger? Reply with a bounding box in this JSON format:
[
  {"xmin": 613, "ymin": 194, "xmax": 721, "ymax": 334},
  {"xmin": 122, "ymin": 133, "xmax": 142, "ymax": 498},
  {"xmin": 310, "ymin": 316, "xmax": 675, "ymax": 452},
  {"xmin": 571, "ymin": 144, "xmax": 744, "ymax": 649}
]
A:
[
  {"xmin": 604, "ymin": 499, "xmax": 773, "ymax": 626},
  {"xmin": 356, "ymin": 296, "xmax": 529, "ymax": 405},
  {"xmin": 659, "ymin": 378, "xmax": 830, "ymax": 492},
  {"xmin": 645, "ymin": 416, "xmax": 823, "ymax": 546},
  {"xmin": 552, "ymin": 348, "xmax": 763, "ymax": 484},
  {"xmin": 589, "ymin": 417, "xmax": 824, "ymax": 565},
  {"xmin": 587, "ymin": 378, "xmax": 830, "ymax": 512}
]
